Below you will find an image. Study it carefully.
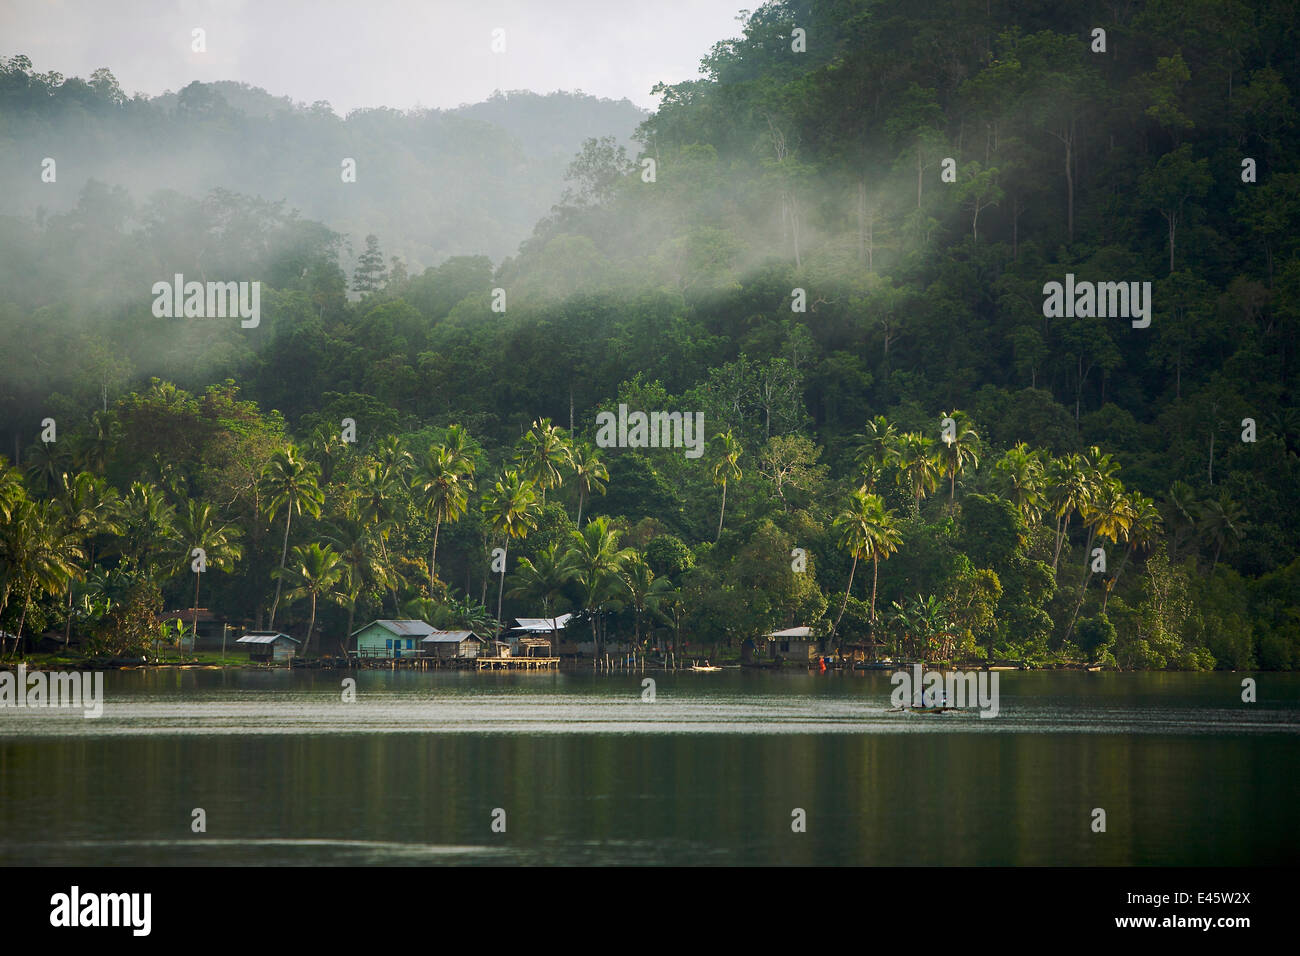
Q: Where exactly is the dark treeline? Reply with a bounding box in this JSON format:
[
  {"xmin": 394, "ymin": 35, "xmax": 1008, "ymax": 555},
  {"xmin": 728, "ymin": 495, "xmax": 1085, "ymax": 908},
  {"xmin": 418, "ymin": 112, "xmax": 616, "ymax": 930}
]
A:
[{"xmin": 1, "ymin": 0, "xmax": 1297, "ymax": 668}]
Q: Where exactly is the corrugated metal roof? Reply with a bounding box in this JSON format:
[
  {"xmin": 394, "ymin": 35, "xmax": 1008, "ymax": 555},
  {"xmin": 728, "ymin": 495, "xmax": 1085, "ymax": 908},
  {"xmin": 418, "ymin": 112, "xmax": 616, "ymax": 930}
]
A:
[
  {"xmin": 350, "ymin": 619, "xmax": 435, "ymax": 637},
  {"xmin": 512, "ymin": 614, "xmax": 572, "ymax": 632},
  {"xmin": 768, "ymin": 626, "xmax": 814, "ymax": 638},
  {"xmin": 422, "ymin": 630, "xmax": 480, "ymax": 643},
  {"xmin": 236, "ymin": 632, "xmax": 300, "ymax": 644}
]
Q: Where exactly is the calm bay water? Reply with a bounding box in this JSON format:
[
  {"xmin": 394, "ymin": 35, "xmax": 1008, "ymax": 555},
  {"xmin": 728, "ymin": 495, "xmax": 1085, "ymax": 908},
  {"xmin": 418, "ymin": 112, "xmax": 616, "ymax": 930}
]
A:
[{"xmin": 1, "ymin": 669, "xmax": 1297, "ymax": 865}]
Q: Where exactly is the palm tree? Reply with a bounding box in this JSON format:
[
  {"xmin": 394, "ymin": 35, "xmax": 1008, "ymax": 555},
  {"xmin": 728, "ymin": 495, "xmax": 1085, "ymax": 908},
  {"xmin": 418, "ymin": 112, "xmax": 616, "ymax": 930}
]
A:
[
  {"xmin": 1163, "ymin": 480, "xmax": 1200, "ymax": 563},
  {"xmin": 1046, "ymin": 453, "xmax": 1090, "ymax": 572},
  {"xmin": 891, "ymin": 432, "xmax": 940, "ymax": 516},
  {"xmin": 414, "ymin": 444, "xmax": 474, "ymax": 589},
  {"xmin": 515, "ymin": 419, "xmax": 572, "ymax": 505},
  {"xmin": 174, "ymin": 499, "xmax": 243, "ymax": 648},
  {"xmin": 507, "ymin": 544, "xmax": 572, "ymax": 646},
  {"xmin": 116, "ymin": 481, "xmax": 178, "ymax": 584},
  {"xmin": 994, "ymin": 443, "xmax": 1047, "ymax": 525},
  {"xmin": 561, "ymin": 516, "xmax": 634, "ymax": 658},
  {"xmin": 24, "ymin": 440, "xmax": 72, "ymax": 498},
  {"xmin": 373, "ymin": 435, "xmax": 414, "ymax": 488},
  {"xmin": 76, "ymin": 410, "xmax": 120, "ymax": 476},
  {"xmin": 305, "ymin": 426, "xmax": 349, "ymax": 486},
  {"xmin": 348, "ymin": 459, "xmax": 404, "ymax": 612},
  {"xmin": 56, "ymin": 473, "xmax": 122, "ymax": 648},
  {"xmin": 262, "ymin": 448, "xmax": 324, "ymax": 628},
  {"xmin": 1105, "ymin": 492, "xmax": 1161, "ymax": 611},
  {"xmin": 1065, "ymin": 478, "xmax": 1132, "ymax": 642},
  {"xmin": 831, "ymin": 489, "xmax": 903, "ymax": 644},
  {"xmin": 569, "ymin": 442, "xmax": 608, "ymax": 526},
  {"xmin": 481, "ymin": 469, "xmax": 541, "ymax": 633},
  {"xmin": 855, "ymin": 415, "xmax": 898, "ymax": 472},
  {"xmin": 1, "ymin": 499, "xmax": 83, "ymax": 658},
  {"xmin": 889, "ymin": 594, "xmax": 953, "ymax": 662},
  {"xmin": 712, "ymin": 430, "xmax": 743, "ymax": 541},
  {"xmin": 621, "ymin": 555, "xmax": 674, "ymax": 650},
  {"xmin": 1198, "ymin": 491, "xmax": 1247, "ymax": 573},
  {"xmin": 935, "ymin": 410, "xmax": 979, "ymax": 502},
  {"xmin": 323, "ymin": 517, "xmax": 391, "ymax": 654},
  {"xmin": 274, "ymin": 542, "xmax": 344, "ymax": 656}
]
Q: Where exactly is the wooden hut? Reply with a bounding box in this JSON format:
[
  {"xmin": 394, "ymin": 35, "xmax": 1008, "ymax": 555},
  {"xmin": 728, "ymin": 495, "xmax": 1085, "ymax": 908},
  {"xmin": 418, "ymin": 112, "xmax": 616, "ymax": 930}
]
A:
[
  {"xmin": 421, "ymin": 630, "xmax": 483, "ymax": 660},
  {"xmin": 766, "ymin": 626, "xmax": 818, "ymax": 663},
  {"xmin": 235, "ymin": 632, "xmax": 300, "ymax": 662}
]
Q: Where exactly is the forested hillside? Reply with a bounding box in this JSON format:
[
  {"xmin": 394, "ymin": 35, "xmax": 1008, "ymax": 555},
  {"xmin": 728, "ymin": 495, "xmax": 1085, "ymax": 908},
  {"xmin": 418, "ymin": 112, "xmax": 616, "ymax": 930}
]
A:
[
  {"xmin": 1, "ymin": 0, "xmax": 1297, "ymax": 669},
  {"xmin": 0, "ymin": 66, "xmax": 646, "ymax": 268}
]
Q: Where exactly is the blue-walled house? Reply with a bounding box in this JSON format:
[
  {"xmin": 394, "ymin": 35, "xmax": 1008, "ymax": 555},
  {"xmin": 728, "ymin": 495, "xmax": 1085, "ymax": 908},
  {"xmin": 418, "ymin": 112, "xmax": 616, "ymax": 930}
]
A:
[{"xmin": 351, "ymin": 620, "xmax": 435, "ymax": 659}]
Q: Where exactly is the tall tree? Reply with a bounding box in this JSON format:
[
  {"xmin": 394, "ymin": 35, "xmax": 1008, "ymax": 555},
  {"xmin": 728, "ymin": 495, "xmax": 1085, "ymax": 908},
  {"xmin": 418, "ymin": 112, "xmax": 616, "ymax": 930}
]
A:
[{"xmin": 262, "ymin": 448, "xmax": 323, "ymax": 628}]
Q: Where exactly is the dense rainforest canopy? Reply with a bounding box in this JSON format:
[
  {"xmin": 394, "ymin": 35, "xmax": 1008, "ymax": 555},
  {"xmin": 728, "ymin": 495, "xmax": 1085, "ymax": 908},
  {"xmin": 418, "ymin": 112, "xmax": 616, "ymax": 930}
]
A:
[{"xmin": 1, "ymin": 0, "xmax": 1297, "ymax": 669}]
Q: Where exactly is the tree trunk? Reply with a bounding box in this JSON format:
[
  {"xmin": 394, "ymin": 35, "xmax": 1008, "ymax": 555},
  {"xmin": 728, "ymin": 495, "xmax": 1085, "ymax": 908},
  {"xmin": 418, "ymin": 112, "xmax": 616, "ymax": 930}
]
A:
[
  {"xmin": 495, "ymin": 542, "xmax": 507, "ymax": 635},
  {"xmin": 832, "ymin": 554, "xmax": 859, "ymax": 638},
  {"xmin": 428, "ymin": 515, "xmax": 442, "ymax": 591},
  {"xmin": 304, "ymin": 594, "xmax": 317, "ymax": 657},
  {"xmin": 269, "ymin": 508, "xmax": 293, "ymax": 628},
  {"xmin": 716, "ymin": 482, "xmax": 728, "ymax": 541}
]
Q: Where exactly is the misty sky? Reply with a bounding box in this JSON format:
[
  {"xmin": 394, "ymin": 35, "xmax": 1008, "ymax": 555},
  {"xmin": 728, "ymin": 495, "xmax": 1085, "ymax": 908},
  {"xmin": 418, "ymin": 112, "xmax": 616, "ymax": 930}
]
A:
[{"xmin": 1, "ymin": 0, "xmax": 751, "ymax": 112}]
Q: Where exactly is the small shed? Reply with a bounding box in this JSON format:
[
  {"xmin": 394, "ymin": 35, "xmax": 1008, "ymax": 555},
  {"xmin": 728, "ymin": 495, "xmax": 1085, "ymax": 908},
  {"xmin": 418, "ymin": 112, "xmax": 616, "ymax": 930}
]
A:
[
  {"xmin": 767, "ymin": 626, "xmax": 818, "ymax": 663},
  {"xmin": 421, "ymin": 630, "xmax": 483, "ymax": 660},
  {"xmin": 351, "ymin": 620, "xmax": 435, "ymax": 659},
  {"xmin": 236, "ymin": 631, "xmax": 300, "ymax": 662},
  {"xmin": 510, "ymin": 614, "xmax": 570, "ymax": 657}
]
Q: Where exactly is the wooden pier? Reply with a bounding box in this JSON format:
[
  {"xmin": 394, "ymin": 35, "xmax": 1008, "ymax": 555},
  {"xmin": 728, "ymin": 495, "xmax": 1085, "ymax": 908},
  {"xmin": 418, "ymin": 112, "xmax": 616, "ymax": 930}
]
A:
[{"xmin": 338, "ymin": 651, "xmax": 560, "ymax": 671}]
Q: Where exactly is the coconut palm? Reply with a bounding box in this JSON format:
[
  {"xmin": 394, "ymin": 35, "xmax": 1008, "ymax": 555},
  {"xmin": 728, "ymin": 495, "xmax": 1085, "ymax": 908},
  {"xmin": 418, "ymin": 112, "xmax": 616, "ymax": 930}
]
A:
[
  {"xmin": 994, "ymin": 443, "xmax": 1047, "ymax": 525},
  {"xmin": 115, "ymin": 481, "xmax": 178, "ymax": 584},
  {"xmin": 1046, "ymin": 453, "xmax": 1090, "ymax": 572},
  {"xmin": 935, "ymin": 410, "xmax": 979, "ymax": 502},
  {"xmin": 305, "ymin": 426, "xmax": 349, "ymax": 486},
  {"xmin": 515, "ymin": 419, "xmax": 572, "ymax": 505},
  {"xmin": 1065, "ymin": 478, "xmax": 1132, "ymax": 641},
  {"xmin": 1162, "ymin": 480, "xmax": 1200, "ymax": 563},
  {"xmin": 831, "ymin": 489, "xmax": 903, "ymax": 643},
  {"xmin": 75, "ymin": 410, "xmax": 121, "ymax": 476},
  {"xmin": 855, "ymin": 415, "xmax": 898, "ymax": 472},
  {"xmin": 1105, "ymin": 492, "xmax": 1162, "ymax": 611},
  {"xmin": 24, "ymin": 439, "xmax": 72, "ymax": 498},
  {"xmin": 274, "ymin": 542, "xmax": 344, "ymax": 656},
  {"xmin": 561, "ymin": 515, "xmax": 634, "ymax": 657},
  {"xmin": 1, "ymin": 499, "xmax": 83, "ymax": 658},
  {"xmin": 891, "ymin": 432, "xmax": 941, "ymax": 515},
  {"xmin": 481, "ymin": 468, "xmax": 541, "ymax": 632},
  {"xmin": 621, "ymin": 555, "xmax": 674, "ymax": 649},
  {"xmin": 262, "ymin": 448, "xmax": 324, "ymax": 628},
  {"xmin": 712, "ymin": 430, "xmax": 743, "ymax": 541},
  {"xmin": 507, "ymin": 544, "xmax": 572, "ymax": 645},
  {"xmin": 323, "ymin": 517, "xmax": 392, "ymax": 653},
  {"xmin": 346, "ymin": 459, "xmax": 402, "ymax": 613},
  {"xmin": 373, "ymin": 435, "xmax": 414, "ymax": 488},
  {"xmin": 569, "ymin": 442, "xmax": 608, "ymax": 527},
  {"xmin": 174, "ymin": 499, "xmax": 243, "ymax": 648},
  {"xmin": 56, "ymin": 472, "xmax": 123, "ymax": 647},
  {"xmin": 414, "ymin": 444, "xmax": 474, "ymax": 589},
  {"xmin": 1198, "ymin": 491, "xmax": 1247, "ymax": 573}
]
